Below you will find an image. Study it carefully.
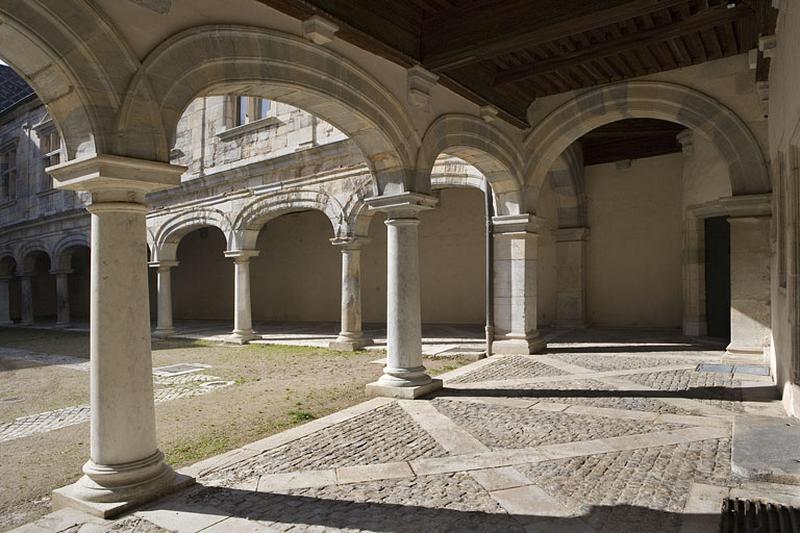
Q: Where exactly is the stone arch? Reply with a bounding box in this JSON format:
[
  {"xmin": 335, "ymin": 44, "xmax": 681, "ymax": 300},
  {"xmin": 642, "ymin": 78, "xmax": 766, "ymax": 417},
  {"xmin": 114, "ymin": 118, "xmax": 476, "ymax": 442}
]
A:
[
  {"xmin": 0, "ymin": 1, "xmax": 139, "ymax": 159},
  {"xmin": 18, "ymin": 243, "xmax": 51, "ymax": 274},
  {"xmin": 151, "ymin": 208, "xmax": 234, "ymax": 261},
  {"xmin": 0, "ymin": 252, "xmax": 16, "ymax": 277},
  {"xmin": 232, "ymin": 190, "xmax": 344, "ymax": 250},
  {"xmin": 418, "ymin": 114, "xmax": 523, "ymax": 215},
  {"xmin": 51, "ymin": 234, "xmax": 90, "ymax": 271},
  {"xmin": 524, "ymin": 81, "xmax": 770, "ymax": 210},
  {"xmin": 119, "ymin": 25, "xmax": 418, "ymax": 194}
]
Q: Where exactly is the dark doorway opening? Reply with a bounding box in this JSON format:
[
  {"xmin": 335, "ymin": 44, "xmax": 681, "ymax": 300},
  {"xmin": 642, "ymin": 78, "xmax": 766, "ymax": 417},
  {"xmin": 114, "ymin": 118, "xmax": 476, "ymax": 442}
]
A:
[{"xmin": 705, "ymin": 216, "xmax": 731, "ymax": 340}]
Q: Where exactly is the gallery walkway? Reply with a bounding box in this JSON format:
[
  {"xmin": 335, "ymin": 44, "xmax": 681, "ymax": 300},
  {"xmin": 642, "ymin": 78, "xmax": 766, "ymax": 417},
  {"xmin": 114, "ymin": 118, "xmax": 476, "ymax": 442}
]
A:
[{"xmin": 13, "ymin": 330, "xmax": 799, "ymax": 533}]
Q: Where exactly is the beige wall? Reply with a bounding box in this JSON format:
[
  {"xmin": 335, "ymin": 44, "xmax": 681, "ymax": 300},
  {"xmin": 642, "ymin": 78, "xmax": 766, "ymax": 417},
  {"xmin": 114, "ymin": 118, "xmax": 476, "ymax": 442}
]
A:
[
  {"xmin": 586, "ymin": 153, "xmax": 684, "ymax": 327},
  {"xmin": 173, "ymin": 227, "xmax": 233, "ymax": 321},
  {"xmin": 682, "ymin": 135, "xmax": 732, "ymax": 208},
  {"xmin": 536, "ymin": 180, "xmax": 558, "ymax": 326}
]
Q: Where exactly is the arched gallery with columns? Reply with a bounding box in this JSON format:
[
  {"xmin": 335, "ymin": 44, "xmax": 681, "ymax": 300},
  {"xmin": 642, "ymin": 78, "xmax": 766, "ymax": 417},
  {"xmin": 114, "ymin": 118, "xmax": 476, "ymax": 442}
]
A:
[{"xmin": 0, "ymin": 0, "xmax": 796, "ymax": 517}]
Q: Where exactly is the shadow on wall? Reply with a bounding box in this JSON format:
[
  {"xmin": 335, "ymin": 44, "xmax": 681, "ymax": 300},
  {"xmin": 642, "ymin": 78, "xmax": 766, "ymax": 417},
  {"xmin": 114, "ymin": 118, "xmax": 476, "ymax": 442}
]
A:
[{"xmin": 148, "ymin": 487, "xmax": 720, "ymax": 533}]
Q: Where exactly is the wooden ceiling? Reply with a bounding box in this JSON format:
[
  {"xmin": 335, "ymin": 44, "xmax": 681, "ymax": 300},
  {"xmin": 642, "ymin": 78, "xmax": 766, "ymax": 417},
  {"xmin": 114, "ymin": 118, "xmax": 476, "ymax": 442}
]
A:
[
  {"xmin": 580, "ymin": 119, "xmax": 686, "ymax": 165},
  {"xmin": 259, "ymin": 0, "xmax": 776, "ymax": 127}
]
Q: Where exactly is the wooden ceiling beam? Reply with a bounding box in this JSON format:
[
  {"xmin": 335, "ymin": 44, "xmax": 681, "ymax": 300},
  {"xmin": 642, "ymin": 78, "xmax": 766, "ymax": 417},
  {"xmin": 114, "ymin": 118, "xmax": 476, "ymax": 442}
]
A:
[
  {"xmin": 493, "ymin": 3, "xmax": 752, "ymax": 86},
  {"xmin": 422, "ymin": 0, "xmax": 690, "ymax": 71}
]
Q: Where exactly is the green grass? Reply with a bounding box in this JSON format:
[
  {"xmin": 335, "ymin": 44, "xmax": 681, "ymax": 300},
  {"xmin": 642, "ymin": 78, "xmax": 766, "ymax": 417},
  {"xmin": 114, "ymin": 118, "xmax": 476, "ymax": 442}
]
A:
[{"xmin": 166, "ymin": 433, "xmax": 231, "ymax": 466}]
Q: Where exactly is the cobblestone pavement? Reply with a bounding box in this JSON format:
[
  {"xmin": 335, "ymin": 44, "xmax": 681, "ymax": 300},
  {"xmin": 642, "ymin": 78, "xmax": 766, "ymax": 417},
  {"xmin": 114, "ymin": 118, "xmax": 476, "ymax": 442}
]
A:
[{"xmin": 13, "ymin": 330, "xmax": 790, "ymax": 533}]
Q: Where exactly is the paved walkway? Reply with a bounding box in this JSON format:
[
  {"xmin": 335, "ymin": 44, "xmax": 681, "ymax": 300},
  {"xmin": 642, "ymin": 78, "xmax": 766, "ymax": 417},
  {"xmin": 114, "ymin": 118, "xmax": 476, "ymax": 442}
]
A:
[{"xmin": 12, "ymin": 329, "xmax": 798, "ymax": 533}]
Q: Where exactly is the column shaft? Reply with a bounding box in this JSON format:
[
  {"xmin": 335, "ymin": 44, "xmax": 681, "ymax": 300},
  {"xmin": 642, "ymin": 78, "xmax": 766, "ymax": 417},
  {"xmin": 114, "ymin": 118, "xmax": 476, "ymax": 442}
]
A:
[
  {"xmin": 151, "ymin": 261, "xmax": 178, "ymax": 337},
  {"xmin": 225, "ymin": 250, "xmax": 259, "ymax": 344},
  {"xmin": 330, "ymin": 238, "xmax": 372, "ymax": 351},
  {"xmin": 55, "ymin": 272, "xmax": 71, "ymax": 327},
  {"xmin": 0, "ymin": 277, "xmax": 12, "ymax": 325},
  {"xmin": 20, "ymin": 275, "xmax": 33, "ymax": 326}
]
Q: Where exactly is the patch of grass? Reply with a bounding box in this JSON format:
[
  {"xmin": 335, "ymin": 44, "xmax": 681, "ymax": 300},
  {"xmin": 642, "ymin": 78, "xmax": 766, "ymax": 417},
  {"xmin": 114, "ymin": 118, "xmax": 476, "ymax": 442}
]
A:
[
  {"xmin": 165, "ymin": 433, "xmax": 231, "ymax": 466},
  {"xmin": 287, "ymin": 410, "xmax": 315, "ymax": 423},
  {"xmin": 429, "ymin": 364, "xmax": 460, "ymax": 376},
  {"xmin": 245, "ymin": 342, "xmax": 384, "ymax": 358}
]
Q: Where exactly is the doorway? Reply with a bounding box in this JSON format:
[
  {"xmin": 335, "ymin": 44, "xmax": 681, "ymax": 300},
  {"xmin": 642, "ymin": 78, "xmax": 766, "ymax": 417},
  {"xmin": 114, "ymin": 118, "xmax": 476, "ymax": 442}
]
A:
[{"xmin": 704, "ymin": 216, "xmax": 730, "ymax": 340}]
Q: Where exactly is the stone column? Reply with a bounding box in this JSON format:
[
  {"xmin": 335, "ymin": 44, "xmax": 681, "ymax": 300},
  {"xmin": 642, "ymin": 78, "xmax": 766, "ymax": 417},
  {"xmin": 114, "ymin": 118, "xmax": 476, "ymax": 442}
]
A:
[
  {"xmin": 682, "ymin": 212, "xmax": 707, "ymax": 337},
  {"xmin": 48, "ymin": 155, "xmax": 188, "ymax": 516},
  {"xmin": 53, "ymin": 269, "xmax": 73, "ymax": 327},
  {"xmin": 0, "ymin": 276, "xmax": 13, "ymax": 325},
  {"xmin": 19, "ymin": 273, "xmax": 33, "ymax": 326},
  {"xmin": 224, "ymin": 250, "xmax": 259, "ymax": 344},
  {"xmin": 721, "ymin": 195, "xmax": 772, "ymax": 357},
  {"xmin": 149, "ymin": 260, "xmax": 178, "ymax": 338},
  {"xmin": 329, "ymin": 236, "xmax": 372, "ymax": 351},
  {"xmin": 364, "ymin": 193, "xmax": 441, "ymax": 399},
  {"xmin": 492, "ymin": 214, "xmax": 547, "ymax": 354},
  {"xmin": 554, "ymin": 227, "xmax": 588, "ymax": 328}
]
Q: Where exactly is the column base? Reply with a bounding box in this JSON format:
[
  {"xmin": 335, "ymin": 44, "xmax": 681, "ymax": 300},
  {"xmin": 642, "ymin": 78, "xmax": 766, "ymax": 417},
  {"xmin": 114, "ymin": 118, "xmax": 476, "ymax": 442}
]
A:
[
  {"xmin": 366, "ymin": 378, "xmax": 442, "ymax": 399},
  {"xmin": 152, "ymin": 328, "xmax": 175, "ymax": 338},
  {"xmin": 225, "ymin": 330, "xmax": 259, "ymax": 344},
  {"xmin": 0, "ymin": 320, "xmax": 13, "ymax": 326},
  {"xmin": 726, "ymin": 342, "xmax": 766, "ymax": 360},
  {"xmin": 492, "ymin": 335, "xmax": 547, "ymax": 355},
  {"xmin": 329, "ymin": 334, "xmax": 373, "ymax": 351},
  {"xmin": 56, "ymin": 322, "xmax": 73, "ymax": 329},
  {"xmin": 52, "ymin": 453, "xmax": 194, "ymax": 518}
]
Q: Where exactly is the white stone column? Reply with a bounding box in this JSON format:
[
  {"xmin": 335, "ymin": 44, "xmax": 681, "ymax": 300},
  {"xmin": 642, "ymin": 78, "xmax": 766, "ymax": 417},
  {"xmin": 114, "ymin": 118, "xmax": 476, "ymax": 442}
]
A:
[
  {"xmin": 721, "ymin": 195, "xmax": 772, "ymax": 357},
  {"xmin": 53, "ymin": 269, "xmax": 72, "ymax": 327},
  {"xmin": 554, "ymin": 227, "xmax": 588, "ymax": 328},
  {"xmin": 0, "ymin": 276, "xmax": 13, "ymax": 325},
  {"xmin": 492, "ymin": 214, "xmax": 547, "ymax": 354},
  {"xmin": 225, "ymin": 250, "xmax": 259, "ymax": 344},
  {"xmin": 48, "ymin": 155, "xmax": 188, "ymax": 516},
  {"xmin": 329, "ymin": 236, "xmax": 372, "ymax": 351},
  {"xmin": 149, "ymin": 260, "xmax": 178, "ymax": 338},
  {"xmin": 364, "ymin": 193, "xmax": 441, "ymax": 399},
  {"xmin": 19, "ymin": 273, "xmax": 33, "ymax": 326}
]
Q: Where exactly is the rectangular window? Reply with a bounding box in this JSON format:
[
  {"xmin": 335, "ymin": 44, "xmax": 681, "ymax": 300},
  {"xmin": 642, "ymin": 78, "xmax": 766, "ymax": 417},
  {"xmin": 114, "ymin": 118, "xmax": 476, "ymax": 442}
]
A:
[
  {"xmin": 233, "ymin": 96, "xmax": 271, "ymax": 126},
  {"xmin": 39, "ymin": 128, "xmax": 61, "ymax": 191},
  {"xmin": 0, "ymin": 144, "xmax": 16, "ymax": 200}
]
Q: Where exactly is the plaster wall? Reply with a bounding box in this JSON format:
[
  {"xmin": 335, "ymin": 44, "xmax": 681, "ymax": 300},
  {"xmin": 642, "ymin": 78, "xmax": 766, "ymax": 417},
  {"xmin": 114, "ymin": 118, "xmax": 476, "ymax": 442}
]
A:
[
  {"xmin": 173, "ymin": 228, "xmax": 232, "ymax": 321},
  {"xmin": 586, "ymin": 153, "xmax": 684, "ymax": 327},
  {"xmin": 536, "ymin": 180, "xmax": 558, "ymax": 327},
  {"xmin": 682, "ymin": 135, "xmax": 732, "ymax": 208}
]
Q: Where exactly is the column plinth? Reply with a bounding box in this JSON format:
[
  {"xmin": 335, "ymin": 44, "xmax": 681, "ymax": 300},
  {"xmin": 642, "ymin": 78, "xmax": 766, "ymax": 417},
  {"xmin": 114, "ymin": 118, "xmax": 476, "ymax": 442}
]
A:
[
  {"xmin": 363, "ymin": 193, "xmax": 441, "ymax": 399},
  {"xmin": 491, "ymin": 214, "xmax": 547, "ymax": 354},
  {"xmin": 149, "ymin": 260, "xmax": 179, "ymax": 338},
  {"xmin": 224, "ymin": 250, "xmax": 259, "ymax": 344},
  {"xmin": 47, "ymin": 154, "xmax": 191, "ymax": 517},
  {"xmin": 329, "ymin": 237, "xmax": 372, "ymax": 351}
]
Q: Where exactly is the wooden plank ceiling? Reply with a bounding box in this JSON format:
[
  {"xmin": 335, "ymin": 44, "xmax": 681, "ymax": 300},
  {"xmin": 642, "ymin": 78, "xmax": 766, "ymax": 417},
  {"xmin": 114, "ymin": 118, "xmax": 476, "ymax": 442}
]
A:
[
  {"xmin": 580, "ymin": 119, "xmax": 686, "ymax": 165},
  {"xmin": 258, "ymin": 0, "xmax": 775, "ymax": 129}
]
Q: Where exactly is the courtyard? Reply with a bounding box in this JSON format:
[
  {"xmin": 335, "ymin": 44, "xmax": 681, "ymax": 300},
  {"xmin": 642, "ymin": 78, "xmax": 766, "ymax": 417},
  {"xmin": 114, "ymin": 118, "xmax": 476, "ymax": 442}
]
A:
[{"xmin": 7, "ymin": 327, "xmax": 798, "ymax": 533}]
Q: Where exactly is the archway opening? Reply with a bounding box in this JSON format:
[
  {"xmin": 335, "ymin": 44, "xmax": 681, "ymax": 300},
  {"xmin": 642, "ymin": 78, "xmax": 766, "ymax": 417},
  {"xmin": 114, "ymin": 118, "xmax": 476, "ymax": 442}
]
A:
[
  {"xmin": 172, "ymin": 227, "xmax": 232, "ymax": 323},
  {"xmin": 0, "ymin": 256, "xmax": 19, "ymax": 323},
  {"xmin": 24, "ymin": 251, "xmax": 55, "ymax": 323},
  {"xmin": 56, "ymin": 245, "xmax": 90, "ymax": 324}
]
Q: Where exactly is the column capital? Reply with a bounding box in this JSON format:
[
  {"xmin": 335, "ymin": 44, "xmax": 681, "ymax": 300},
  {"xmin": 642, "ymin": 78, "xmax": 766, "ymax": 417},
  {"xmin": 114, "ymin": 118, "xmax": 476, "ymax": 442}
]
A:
[
  {"xmin": 555, "ymin": 227, "xmax": 589, "ymax": 242},
  {"xmin": 720, "ymin": 194, "xmax": 772, "ymax": 218},
  {"xmin": 148, "ymin": 260, "xmax": 179, "ymax": 270},
  {"xmin": 330, "ymin": 236, "xmax": 370, "ymax": 250},
  {"xmin": 48, "ymin": 154, "xmax": 185, "ymax": 204},
  {"xmin": 224, "ymin": 249, "xmax": 260, "ymax": 262},
  {"xmin": 50, "ymin": 269, "xmax": 74, "ymax": 276},
  {"xmin": 492, "ymin": 213, "xmax": 543, "ymax": 236},
  {"xmin": 364, "ymin": 192, "xmax": 437, "ymax": 218}
]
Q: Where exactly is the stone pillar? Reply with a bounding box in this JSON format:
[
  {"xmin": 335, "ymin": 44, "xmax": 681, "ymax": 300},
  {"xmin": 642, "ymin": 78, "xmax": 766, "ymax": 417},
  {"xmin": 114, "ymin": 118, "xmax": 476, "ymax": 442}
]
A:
[
  {"xmin": 48, "ymin": 155, "xmax": 189, "ymax": 516},
  {"xmin": 492, "ymin": 214, "xmax": 547, "ymax": 354},
  {"xmin": 0, "ymin": 276, "xmax": 13, "ymax": 325},
  {"xmin": 19, "ymin": 273, "xmax": 33, "ymax": 326},
  {"xmin": 149, "ymin": 260, "xmax": 178, "ymax": 338},
  {"xmin": 554, "ymin": 227, "xmax": 588, "ymax": 328},
  {"xmin": 721, "ymin": 195, "xmax": 772, "ymax": 357},
  {"xmin": 682, "ymin": 213, "xmax": 707, "ymax": 337},
  {"xmin": 364, "ymin": 193, "xmax": 441, "ymax": 399},
  {"xmin": 53, "ymin": 269, "xmax": 73, "ymax": 327},
  {"xmin": 329, "ymin": 236, "xmax": 372, "ymax": 351},
  {"xmin": 224, "ymin": 250, "xmax": 259, "ymax": 344}
]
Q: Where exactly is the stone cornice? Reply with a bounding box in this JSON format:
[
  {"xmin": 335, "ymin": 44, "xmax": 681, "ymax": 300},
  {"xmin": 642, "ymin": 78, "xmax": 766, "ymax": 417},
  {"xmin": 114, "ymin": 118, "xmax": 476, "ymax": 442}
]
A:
[
  {"xmin": 492, "ymin": 213, "xmax": 543, "ymax": 234},
  {"xmin": 49, "ymin": 155, "xmax": 186, "ymax": 197}
]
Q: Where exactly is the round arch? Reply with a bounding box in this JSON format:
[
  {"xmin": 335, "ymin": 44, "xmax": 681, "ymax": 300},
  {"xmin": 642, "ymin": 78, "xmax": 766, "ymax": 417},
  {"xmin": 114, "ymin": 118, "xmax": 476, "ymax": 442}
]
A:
[
  {"xmin": 18, "ymin": 243, "xmax": 51, "ymax": 274},
  {"xmin": 118, "ymin": 26, "xmax": 419, "ymax": 194},
  {"xmin": 232, "ymin": 190, "xmax": 344, "ymax": 250},
  {"xmin": 0, "ymin": 1, "xmax": 139, "ymax": 159},
  {"xmin": 151, "ymin": 208, "xmax": 234, "ymax": 262},
  {"xmin": 0, "ymin": 253, "xmax": 16, "ymax": 277},
  {"xmin": 51, "ymin": 234, "xmax": 90, "ymax": 271},
  {"xmin": 524, "ymin": 81, "xmax": 770, "ymax": 209},
  {"xmin": 417, "ymin": 114, "xmax": 523, "ymax": 215}
]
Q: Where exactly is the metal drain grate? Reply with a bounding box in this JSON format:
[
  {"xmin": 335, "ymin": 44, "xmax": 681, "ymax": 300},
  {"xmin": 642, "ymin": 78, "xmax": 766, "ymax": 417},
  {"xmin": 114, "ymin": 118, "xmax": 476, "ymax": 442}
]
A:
[{"xmin": 721, "ymin": 498, "xmax": 800, "ymax": 532}]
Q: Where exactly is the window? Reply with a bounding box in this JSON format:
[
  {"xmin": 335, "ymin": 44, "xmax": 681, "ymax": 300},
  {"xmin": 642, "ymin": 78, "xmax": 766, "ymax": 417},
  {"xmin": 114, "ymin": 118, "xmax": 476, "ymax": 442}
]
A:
[
  {"xmin": 234, "ymin": 96, "xmax": 271, "ymax": 126},
  {"xmin": 38, "ymin": 127, "xmax": 61, "ymax": 191},
  {"xmin": 0, "ymin": 144, "xmax": 16, "ymax": 200}
]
